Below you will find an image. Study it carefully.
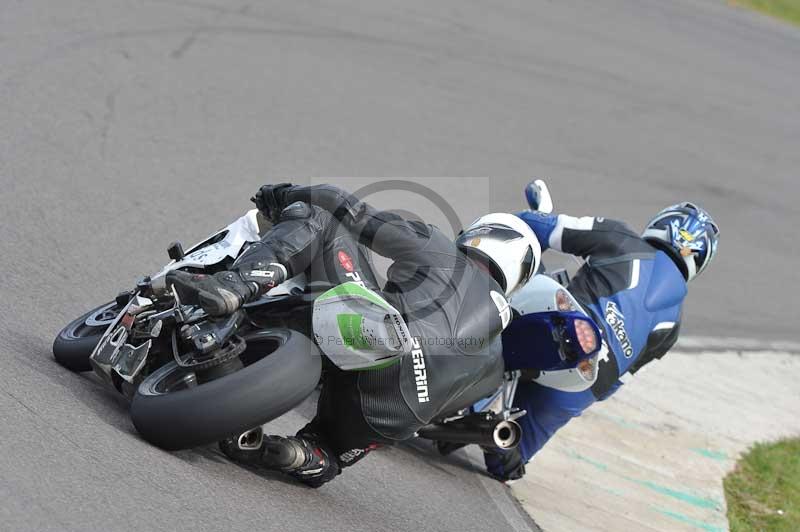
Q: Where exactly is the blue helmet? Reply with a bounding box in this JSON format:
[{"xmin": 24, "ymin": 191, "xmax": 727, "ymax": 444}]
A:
[{"xmin": 643, "ymin": 202, "xmax": 719, "ymax": 282}]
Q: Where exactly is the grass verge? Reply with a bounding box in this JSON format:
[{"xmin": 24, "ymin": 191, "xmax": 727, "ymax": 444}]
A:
[
  {"xmin": 724, "ymin": 438, "xmax": 800, "ymax": 531},
  {"xmin": 732, "ymin": 0, "xmax": 800, "ymax": 26}
]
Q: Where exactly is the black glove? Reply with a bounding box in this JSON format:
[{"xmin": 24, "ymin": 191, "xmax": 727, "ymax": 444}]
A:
[
  {"xmin": 253, "ymin": 183, "xmax": 293, "ymax": 224},
  {"xmin": 167, "ymin": 270, "xmax": 259, "ymax": 317}
]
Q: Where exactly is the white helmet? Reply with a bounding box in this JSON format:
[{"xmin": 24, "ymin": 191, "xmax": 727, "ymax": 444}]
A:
[{"xmin": 456, "ymin": 213, "xmax": 542, "ymax": 295}]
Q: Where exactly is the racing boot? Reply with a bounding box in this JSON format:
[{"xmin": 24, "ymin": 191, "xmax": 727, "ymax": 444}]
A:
[
  {"xmin": 435, "ymin": 440, "xmax": 467, "ymax": 456},
  {"xmin": 261, "ymin": 435, "xmax": 340, "ymax": 488},
  {"xmin": 167, "ymin": 263, "xmax": 286, "ymax": 316},
  {"xmin": 484, "ymin": 448, "xmax": 527, "ymax": 484}
]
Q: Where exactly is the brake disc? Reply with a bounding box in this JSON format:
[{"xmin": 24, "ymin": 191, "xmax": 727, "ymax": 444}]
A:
[{"xmin": 175, "ymin": 335, "xmax": 247, "ymax": 372}]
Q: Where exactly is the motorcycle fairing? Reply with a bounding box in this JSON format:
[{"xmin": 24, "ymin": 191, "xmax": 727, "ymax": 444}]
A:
[
  {"xmin": 506, "ymin": 274, "xmax": 604, "ymax": 392},
  {"xmin": 153, "ymin": 210, "xmax": 262, "ymax": 275},
  {"xmin": 501, "ymin": 310, "xmax": 601, "ymax": 372},
  {"xmin": 149, "ymin": 209, "xmax": 306, "ymax": 297}
]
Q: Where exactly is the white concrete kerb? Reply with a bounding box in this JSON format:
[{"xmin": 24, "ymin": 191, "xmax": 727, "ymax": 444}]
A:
[{"xmin": 511, "ymin": 337, "xmax": 800, "ymax": 532}]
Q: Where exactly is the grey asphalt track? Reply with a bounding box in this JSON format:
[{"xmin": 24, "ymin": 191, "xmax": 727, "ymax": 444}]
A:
[{"xmin": 1, "ymin": 1, "xmax": 798, "ymax": 531}]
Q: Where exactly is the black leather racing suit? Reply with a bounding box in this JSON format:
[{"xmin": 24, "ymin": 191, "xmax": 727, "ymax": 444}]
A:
[{"xmin": 235, "ymin": 185, "xmax": 506, "ymax": 471}]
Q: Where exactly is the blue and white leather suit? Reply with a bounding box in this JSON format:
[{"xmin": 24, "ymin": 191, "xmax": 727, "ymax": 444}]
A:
[{"xmin": 486, "ymin": 211, "xmax": 688, "ymax": 480}]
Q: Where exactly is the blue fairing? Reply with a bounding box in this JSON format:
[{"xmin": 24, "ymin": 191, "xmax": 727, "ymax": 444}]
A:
[{"xmin": 502, "ymin": 311, "xmax": 602, "ymax": 372}]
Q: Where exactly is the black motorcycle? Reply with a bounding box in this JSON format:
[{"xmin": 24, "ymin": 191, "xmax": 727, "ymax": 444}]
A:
[{"xmin": 54, "ymin": 209, "xmax": 524, "ymax": 453}]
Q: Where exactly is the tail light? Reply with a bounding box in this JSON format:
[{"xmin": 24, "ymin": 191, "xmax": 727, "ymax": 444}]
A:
[{"xmin": 574, "ymin": 318, "xmax": 598, "ymax": 354}]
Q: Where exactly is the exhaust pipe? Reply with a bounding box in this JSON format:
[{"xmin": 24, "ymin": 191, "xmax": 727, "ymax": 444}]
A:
[{"xmin": 417, "ymin": 416, "xmax": 522, "ymax": 450}]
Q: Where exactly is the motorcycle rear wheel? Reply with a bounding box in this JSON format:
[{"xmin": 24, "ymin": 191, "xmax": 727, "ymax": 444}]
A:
[
  {"xmin": 131, "ymin": 328, "xmax": 321, "ymax": 451},
  {"xmin": 53, "ymin": 302, "xmax": 120, "ymax": 372}
]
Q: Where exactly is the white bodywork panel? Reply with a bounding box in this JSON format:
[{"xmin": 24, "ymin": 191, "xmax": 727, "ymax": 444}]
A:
[
  {"xmin": 509, "ymin": 275, "xmax": 582, "ymax": 315},
  {"xmin": 153, "ymin": 210, "xmax": 262, "ymax": 275},
  {"xmin": 150, "ymin": 210, "xmax": 306, "ymax": 295}
]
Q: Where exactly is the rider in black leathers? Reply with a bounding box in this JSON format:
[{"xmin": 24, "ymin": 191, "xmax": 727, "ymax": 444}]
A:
[{"xmin": 168, "ymin": 183, "xmax": 525, "ymax": 487}]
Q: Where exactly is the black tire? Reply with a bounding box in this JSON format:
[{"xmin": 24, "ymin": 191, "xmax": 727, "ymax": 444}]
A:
[
  {"xmin": 53, "ymin": 302, "xmax": 120, "ymax": 372},
  {"xmin": 130, "ymin": 328, "xmax": 322, "ymax": 451}
]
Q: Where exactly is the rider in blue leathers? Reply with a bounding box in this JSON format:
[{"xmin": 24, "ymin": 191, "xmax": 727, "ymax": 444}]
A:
[{"xmin": 485, "ymin": 199, "xmax": 720, "ymax": 481}]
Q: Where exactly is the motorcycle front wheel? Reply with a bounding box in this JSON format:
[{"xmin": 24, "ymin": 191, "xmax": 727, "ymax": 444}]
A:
[
  {"xmin": 130, "ymin": 328, "xmax": 322, "ymax": 451},
  {"xmin": 53, "ymin": 302, "xmax": 120, "ymax": 372}
]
